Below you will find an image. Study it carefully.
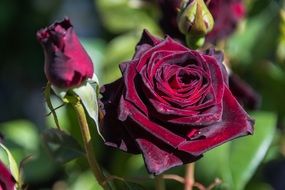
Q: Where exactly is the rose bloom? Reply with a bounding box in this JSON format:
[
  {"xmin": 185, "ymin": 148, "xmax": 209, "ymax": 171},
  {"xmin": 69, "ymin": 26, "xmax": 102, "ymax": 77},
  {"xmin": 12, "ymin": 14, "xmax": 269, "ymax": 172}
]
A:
[
  {"xmin": 100, "ymin": 30, "xmax": 254, "ymax": 174},
  {"xmin": 37, "ymin": 18, "xmax": 94, "ymax": 89},
  {"xmin": 157, "ymin": 0, "xmax": 245, "ymax": 43},
  {"xmin": 0, "ymin": 160, "xmax": 16, "ymax": 190}
]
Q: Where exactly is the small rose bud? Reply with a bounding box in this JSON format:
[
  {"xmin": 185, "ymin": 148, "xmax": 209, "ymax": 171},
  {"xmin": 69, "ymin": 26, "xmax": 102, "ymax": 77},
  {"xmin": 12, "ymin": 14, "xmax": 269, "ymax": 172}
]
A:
[
  {"xmin": 37, "ymin": 18, "xmax": 94, "ymax": 89},
  {"xmin": 178, "ymin": 0, "xmax": 214, "ymax": 37}
]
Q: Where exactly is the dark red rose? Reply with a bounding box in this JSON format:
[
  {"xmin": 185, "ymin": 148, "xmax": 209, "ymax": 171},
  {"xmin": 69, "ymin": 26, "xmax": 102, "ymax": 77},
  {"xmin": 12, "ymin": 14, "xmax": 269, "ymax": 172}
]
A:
[
  {"xmin": 100, "ymin": 30, "xmax": 254, "ymax": 175},
  {"xmin": 206, "ymin": 0, "xmax": 245, "ymax": 43},
  {"xmin": 0, "ymin": 160, "xmax": 16, "ymax": 190},
  {"xmin": 37, "ymin": 18, "xmax": 94, "ymax": 88}
]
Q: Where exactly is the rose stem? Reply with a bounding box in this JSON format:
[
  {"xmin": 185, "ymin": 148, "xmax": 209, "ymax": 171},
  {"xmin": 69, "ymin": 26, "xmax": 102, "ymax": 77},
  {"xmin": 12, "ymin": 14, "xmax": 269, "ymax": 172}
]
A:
[
  {"xmin": 155, "ymin": 174, "xmax": 165, "ymax": 190},
  {"xmin": 184, "ymin": 163, "xmax": 195, "ymax": 190},
  {"xmin": 67, "ymin": 95, "xmax": 112, "ymax": 190}
]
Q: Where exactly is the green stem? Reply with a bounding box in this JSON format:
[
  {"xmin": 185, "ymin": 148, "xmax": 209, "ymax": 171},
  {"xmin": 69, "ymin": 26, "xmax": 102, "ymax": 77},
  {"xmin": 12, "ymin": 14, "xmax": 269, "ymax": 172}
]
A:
[
  {"xmin": 155, "ymin": 174, "xmax": 165, "ymax": 190},
  {"xmin": 68, "ymin": 95, "xmax": 111, "ymax": 190},
  {"xmin": 184, "ymin": 163, "xmax": 195, "ymax": 190}
]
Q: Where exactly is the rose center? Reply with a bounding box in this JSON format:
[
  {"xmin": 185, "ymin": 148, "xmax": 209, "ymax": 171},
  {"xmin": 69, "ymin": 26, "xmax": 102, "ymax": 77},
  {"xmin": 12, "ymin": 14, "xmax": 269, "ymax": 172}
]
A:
[
  {"xmin": 178, "ymin": 70, "xmax": 197, "ymax": 84},
  {"xmin": 168, "ymin": 69, "xmax": 198, "ymax": 89}
]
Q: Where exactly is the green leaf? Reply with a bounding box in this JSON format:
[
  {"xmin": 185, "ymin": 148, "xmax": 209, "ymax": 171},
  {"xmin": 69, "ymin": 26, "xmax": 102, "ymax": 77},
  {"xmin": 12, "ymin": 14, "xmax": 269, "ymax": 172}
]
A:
[
  {"xmin": 102, "ymin": 32, "xmax": 140, "ymax": 84},
  {"xmin": 227, "ymin": 2, "xmax": 280, "ymax": 65},
  {"xmin": 230, "ymin": 112, "xmax": 276, "ymax": 190},
  {"xmin": 0, "ymin": 143, "xmax": 19, "ymax": 183},
  {"xmin": 196, "ymin": 112, "xmax": 276, "ymax": 190},
  {"xmin": 96, "ymin": 0, "xmax": 160, "ymax": 33},
  {"xmin": 72, "ymin": 74, "xmax": 103, "ymax": 139},
  {"xmin": 196, "ymin": 143, "xmax": 232, "ymax": 188},
  {"xmin": 0, "ymin": 120, "xmax": 39, "ymax": 152},
  {"xmin": 42, "ymin": 128, "xmax": 84, "ymax": 164},
  {"xmin": 22, "ymin": 149, "xmax": 57, "ymax": 183}
]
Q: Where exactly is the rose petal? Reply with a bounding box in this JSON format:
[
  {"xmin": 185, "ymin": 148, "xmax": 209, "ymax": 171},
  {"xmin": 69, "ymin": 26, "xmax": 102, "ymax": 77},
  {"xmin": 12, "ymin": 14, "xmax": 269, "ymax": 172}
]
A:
[
  {"xmin": 178, "ymin": 87, "xmax": 254, "ymax": 156},
  {"xmin": 122, "ymin": 100, "xmax": 186, "ymax": 148},
  {"xmin": 121, "ymin": 61, "xmax": 149, "ymax": 118},
  {"xmin": 123, "ymin": 118, "xmax": 201, "ymax": 175},
  {"xmin": 203, "ymin": 49, "xmax": 229, "ymax": 85},
  {"xmin": 203, "ymin": 55, "xmax": 224, "ymax": 103},
  {"xmin": 100, "ymin": 79, "xmax": 140, "ymax": 153},
  {"xmin": 133, "ymin": 30, "xmax": 162, "ymax": 59},
  {"xmin": 136, "ymin": 37, "xmax": 188, "ymax": 72},
  {"xmin": 0, "ymin": 160, "xmax": 16, "ymax": 190}
]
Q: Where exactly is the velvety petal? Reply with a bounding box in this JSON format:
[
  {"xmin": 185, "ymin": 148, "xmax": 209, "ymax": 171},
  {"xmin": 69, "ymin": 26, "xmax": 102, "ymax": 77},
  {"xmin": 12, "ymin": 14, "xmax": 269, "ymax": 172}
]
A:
[
  {"xmin": 203, "ymin": 55, "xmax": 224, "ymax": 103},
  {"xmin": 122, "ymin": 100, "xmax": 186, "ymax": 148},
  {"xmin": 0, "ymin": 160, "xmax": 16, "ymax": 190},
  {"xmin": 100, "ymin": 78, "xmax": 140, "ymax": 153},
  {"xmin": 120, "ymin": 61, "xmax": 149, "ymax": 118},
  {"xmin": 137, "ymin": 139, "xmax": 184, "ymax": 175},
  {"xmin": 162, "ymin": 103, "xmax": 222, "ymax": 125},
  {"xmin": 229, "ymin": 73, "xmax": 261, "ymax": 110},
  {"xmin": 136, "ymin": 37, "xmax": 188, "ymax": 72},
  {"xmin": 204, "ymin": 48, "xmax": 229, "ymax": 85},
  {"xmin": 133, "ymin": 30, "xmax": 162, "ymax": 60},
  {"xmin": 123, "ymin": 118, "xmax": 201, "ymax": 175},
  {"xmin": 141, "ymin": 52, "xmax": 191, "ymax": 107},
  {"xmin": 178, "ymin": 87, "xmax": 254, "ymax": 156}
]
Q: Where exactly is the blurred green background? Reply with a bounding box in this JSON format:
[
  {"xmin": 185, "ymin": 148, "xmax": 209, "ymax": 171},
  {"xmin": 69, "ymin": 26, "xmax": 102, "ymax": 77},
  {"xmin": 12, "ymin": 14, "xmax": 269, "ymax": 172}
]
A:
[{"xmin": 0, "ymin": 0, "xmax": 285, "ymax": 189}]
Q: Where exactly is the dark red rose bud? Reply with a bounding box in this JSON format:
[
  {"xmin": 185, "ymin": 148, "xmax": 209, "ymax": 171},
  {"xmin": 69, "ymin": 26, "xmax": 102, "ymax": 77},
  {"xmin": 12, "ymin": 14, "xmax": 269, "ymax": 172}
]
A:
[
  {"xmin": 37, "ymin": 18, "xmax": 94, "ymax": 88},
  {"xmin": 0, "ymin": 160, "xmax": 16, "ymax": 190},
  {"xmin": 206, "ymin": 0, "xmax": 245, "ymax": 43},
  {"xmin": 100, "ymin": 30, "xmax": 254, "ymax": 175},
  {"xmin": 229, "ymin": 73, "xmax": 261, "ymax": 110}
]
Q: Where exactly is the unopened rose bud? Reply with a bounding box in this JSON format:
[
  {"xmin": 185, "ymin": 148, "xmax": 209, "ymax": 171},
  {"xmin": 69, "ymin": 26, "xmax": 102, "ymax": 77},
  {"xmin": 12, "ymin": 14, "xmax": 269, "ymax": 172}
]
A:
[
  {"xmin": 178, "ymin": 0, "xmax": 214, "ymax": 47},
  {"xmin": 37, "ymin": 18, "xmax": 94, "ymax": 89}
]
